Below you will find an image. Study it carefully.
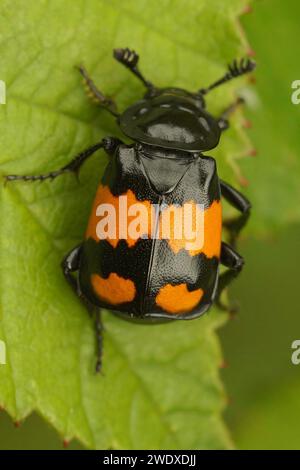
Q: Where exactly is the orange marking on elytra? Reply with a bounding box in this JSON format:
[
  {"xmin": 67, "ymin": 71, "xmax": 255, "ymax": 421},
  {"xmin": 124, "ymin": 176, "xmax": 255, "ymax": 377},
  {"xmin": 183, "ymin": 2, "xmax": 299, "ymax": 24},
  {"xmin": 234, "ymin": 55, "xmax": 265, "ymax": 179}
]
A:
[
  {"xmin": 160, "ymin": 200, "xmax": 222, "ymax": 258},
  {"xmin": 200, "ymin": 200, "xmax": 222, "ymax": 258},
  {"xmin": 156, "ymin": 283, "xmax": 204, "ymax": 314},
  {"xmin": 91, "ymin": 272, "xmax": 136, "ymax": 305},
  {"xmin": 85, "ymin": 185, "xmax": 153, "ymax": 248}
]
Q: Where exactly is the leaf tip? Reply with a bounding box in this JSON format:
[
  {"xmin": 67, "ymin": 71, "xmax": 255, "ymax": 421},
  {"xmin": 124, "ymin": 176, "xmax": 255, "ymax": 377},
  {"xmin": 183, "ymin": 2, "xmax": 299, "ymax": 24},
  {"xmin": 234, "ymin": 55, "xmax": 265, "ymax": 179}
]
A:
[
  {"xmin": 240, "ymin": 5, "xmax": 253, "ymax": 16},
  {"xmin": 219, "ymin": 360, "xmax": 229, "ymax": 369},
  {"xmin": 247, "ymin": 148, "xmax": 258, "ymax": 157},
  {"xmin": 63, "ymin": 439, "xmax": 70, "ymax": 448},
  {"xmin": 247, "ymin": 75, "xmax": 257, "ymax": 85},
  {"xmin": 242, "ymin": 119, "xmax": 252, "ymax": 129},
  {"xmin": 247, "ymin": 48, "xmax": 256, "ymax": 58},
  {"xmin": 226, "ymin": 395, "xmax": 233, "ymax": 406},
  {"xmin": 239, "ymin": 176, "xmax": 249, "ymax": 187}
]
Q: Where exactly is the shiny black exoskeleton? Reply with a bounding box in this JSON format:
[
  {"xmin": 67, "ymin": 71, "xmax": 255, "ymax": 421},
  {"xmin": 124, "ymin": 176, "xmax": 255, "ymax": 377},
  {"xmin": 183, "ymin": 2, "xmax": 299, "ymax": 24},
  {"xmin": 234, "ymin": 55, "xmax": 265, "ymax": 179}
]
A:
[{"xmin": 5, "ymin": 48, "xmax": 255, "ymax": 372}]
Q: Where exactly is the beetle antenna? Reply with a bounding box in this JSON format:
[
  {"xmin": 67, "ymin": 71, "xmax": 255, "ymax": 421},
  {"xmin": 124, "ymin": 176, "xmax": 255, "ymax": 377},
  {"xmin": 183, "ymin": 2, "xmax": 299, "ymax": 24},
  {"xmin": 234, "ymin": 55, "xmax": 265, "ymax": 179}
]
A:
[
  {"xmin": 199, "ymin": 58, "xmax": 256, "ymax": 95},
  {"xmin": 113, "ymin": 48, "xmax": 156, "ymax": 92}
]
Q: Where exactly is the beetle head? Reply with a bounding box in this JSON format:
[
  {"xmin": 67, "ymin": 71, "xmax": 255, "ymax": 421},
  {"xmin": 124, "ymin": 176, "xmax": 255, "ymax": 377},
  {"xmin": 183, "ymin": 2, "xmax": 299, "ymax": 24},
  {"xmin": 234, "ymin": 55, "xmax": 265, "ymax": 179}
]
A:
[{"xmin": 118, "ymin": 87, "xmax": 221, "ymax": 152}]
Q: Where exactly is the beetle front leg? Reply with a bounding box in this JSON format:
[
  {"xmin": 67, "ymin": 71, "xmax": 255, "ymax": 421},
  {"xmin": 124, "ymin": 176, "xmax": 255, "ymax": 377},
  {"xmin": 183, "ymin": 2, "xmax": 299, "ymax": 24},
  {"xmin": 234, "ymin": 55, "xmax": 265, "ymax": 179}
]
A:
[
  {"xmin": 220, "ymin": 179, "xmax": 251, "ymax": 247},
  {"xmin": 4, "ymin": 137, "xmax": 122, "ymax": 184},
  {"xmin": 215, "ymin": 241, "xmax": 244, "ymax": 313}
]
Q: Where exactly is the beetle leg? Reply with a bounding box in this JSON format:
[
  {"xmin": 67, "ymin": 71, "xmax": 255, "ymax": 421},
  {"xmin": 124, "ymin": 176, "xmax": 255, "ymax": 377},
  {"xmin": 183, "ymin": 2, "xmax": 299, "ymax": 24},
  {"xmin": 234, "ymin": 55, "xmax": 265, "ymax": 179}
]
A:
[
  {"xmin": 76, "ymin": 65, "xmax": 119, "ymax": 117},
  {"xmin": 220, "ymin": 179, "xmax": 251, "ymax": 248},
  {"xmin": 217, "ymin": 97, "xmax": 245, "ymax": 131},
  {"xmin": 113, "ymin": 48, "xmax": 156, "ymax": 93},
  {"xmin": 62, "ymin": 245, "xmax": 104, "ymax": 373},
  {"xmin": 4, "ymin": 137, "xmax": 122, "ymax": 184},
  {"xmin": 95, "ymin": 309, "xmax": 104, "ymax": 374},
  {"xmin": 61, "ymin": 244, "xmax": 94, "ymax": 313},
  {"xmin": 215, "ymin": 241, "xmax": 244, "ymax": 313}
]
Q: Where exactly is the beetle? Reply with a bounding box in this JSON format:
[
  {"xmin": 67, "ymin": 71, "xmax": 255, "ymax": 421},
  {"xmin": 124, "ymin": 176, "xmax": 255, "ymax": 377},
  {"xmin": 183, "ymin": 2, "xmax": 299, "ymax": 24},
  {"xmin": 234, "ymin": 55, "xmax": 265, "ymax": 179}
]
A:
[{"xmin": 5, "ymin": 48, "xmax": 255, "ymax": 372}]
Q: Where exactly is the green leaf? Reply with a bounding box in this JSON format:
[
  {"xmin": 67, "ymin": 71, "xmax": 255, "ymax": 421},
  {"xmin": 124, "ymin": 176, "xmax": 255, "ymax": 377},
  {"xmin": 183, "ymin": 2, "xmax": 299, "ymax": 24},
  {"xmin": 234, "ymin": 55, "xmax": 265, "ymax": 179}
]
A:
[{"xmin": 0, "ymin": 0, "xmax": 252, "ymax": 449}]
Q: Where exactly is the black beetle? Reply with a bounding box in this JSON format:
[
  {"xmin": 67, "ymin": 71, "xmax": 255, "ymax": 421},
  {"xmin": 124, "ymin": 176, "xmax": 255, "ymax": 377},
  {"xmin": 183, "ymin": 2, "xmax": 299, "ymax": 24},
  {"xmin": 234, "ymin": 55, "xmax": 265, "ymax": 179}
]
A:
[{"xmin": 5, "ymin": 48, "xmax": 255, "ymax": 371}]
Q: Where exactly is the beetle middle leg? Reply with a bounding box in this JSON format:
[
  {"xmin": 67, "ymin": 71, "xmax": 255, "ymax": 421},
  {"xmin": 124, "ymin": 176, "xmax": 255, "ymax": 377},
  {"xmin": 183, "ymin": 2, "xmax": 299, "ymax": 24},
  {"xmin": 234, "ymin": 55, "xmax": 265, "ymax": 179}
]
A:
[
  {"xmin": 62, "ymin": 244, "xmax": 103, "ymax": 373},
  {"xmin": 220, "ymin": 179, "xmax": 251, "ymax": 248},
  {"xmin": 77, "ymin": 65, "xmax": 119, "ymax": 117},
  {"xmin": 4, "ymin": 137, "xmax": 122, "ymax": 184},
  {"xmin": 215, "ymin": 241, "xmax": 244, "ymax": 313},
  {"xmin": 217, "ymin": 97, "xmax": 245, "ymax": 131}
]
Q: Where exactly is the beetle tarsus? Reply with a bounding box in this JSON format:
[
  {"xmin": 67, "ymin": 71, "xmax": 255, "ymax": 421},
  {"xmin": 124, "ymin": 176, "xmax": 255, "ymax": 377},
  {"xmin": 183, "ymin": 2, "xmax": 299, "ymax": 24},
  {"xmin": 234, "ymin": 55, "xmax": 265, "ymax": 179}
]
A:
[
  {"xmin": 4, "ymin": 170, "xmax": 68, "ymax": 184},
  {"xmin": 95, "ymin": 309, "xmax": 103, "ymax": 374}
]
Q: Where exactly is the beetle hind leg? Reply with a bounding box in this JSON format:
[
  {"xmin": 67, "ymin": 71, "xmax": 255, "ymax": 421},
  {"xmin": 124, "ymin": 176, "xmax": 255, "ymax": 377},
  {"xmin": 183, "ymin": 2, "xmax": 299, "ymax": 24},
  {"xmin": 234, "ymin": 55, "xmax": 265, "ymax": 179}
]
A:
[
  {"xmin": 215, "ymin": 241, "xmax": 244, "ymax": 314},
  {"xmin": 77, "ymin": 65, "xmax": 119, "ymax": 117},
  {"xmin": 61, "ymin": 244, "xmax": 93, "ymax": 313},
  {"xmin": 220, "ymin": 179, "xmax": 251, "ymax": 248},
  {"xmin": 62, "ymin": 244, "xmax": 104, "ymax": 373},
  {"xmin": 95, "ymin": 309, "xmax": 104, "ymax": 374}
]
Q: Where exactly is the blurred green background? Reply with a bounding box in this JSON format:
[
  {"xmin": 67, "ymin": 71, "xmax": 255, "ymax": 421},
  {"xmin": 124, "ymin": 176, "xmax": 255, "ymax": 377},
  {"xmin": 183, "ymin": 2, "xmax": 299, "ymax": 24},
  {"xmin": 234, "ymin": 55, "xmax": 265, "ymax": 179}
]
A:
[
  {"xmin": 220, "ymin": 0, "xmax": 300, "ymax": 450},
  {"xmin": 1, "ymin": 0, "xmax": 300, "ymax": 449}
]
